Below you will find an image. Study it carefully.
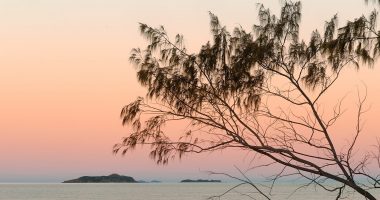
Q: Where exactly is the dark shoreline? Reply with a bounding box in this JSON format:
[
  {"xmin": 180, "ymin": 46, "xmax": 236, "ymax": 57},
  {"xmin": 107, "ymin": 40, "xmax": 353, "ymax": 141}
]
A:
[{"xmin": 180, "ymin": 179, "xmax": 221, "ymax": 183}]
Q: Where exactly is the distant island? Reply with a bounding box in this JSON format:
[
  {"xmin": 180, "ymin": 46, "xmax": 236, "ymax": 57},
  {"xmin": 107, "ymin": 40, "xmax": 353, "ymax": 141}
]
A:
[
  {"xmin": 63, "ymin": 174, "xmax": 137, "ymax": 183},
  {"xmin": 180, "ymin": 179, "xmax": 221, "ymax": 183}
]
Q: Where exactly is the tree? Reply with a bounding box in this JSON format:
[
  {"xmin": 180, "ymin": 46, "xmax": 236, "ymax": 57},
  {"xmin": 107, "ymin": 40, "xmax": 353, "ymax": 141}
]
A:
[{"xmin": 115, "ymin": 1, "xmax": 380, "ymax": 199}]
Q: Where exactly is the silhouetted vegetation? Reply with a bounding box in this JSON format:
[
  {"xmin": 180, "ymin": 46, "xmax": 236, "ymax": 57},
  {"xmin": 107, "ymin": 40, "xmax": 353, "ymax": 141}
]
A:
[
  {"xmin": 63, "ymin": 174, "xmax": 136, "ymax": 183},
  {"xmin": 116, "ymin": 1, "xmax": 380, "ymax": 199}
]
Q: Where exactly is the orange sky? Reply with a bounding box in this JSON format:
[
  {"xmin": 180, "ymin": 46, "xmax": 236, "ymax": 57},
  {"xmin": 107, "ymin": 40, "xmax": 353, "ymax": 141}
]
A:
[{"xmin": 0, "ymin": 0, "xmax": 379, "ymax": 182}]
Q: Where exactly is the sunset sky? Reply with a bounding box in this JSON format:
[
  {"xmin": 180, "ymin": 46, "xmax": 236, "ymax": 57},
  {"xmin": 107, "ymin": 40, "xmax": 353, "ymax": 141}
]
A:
[{"xmin": 1, "ymin": 0, "xmax": 379, "ymax": 182}]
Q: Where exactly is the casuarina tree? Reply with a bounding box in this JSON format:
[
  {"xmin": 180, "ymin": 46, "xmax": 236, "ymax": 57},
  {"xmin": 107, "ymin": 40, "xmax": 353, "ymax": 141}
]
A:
[{"xmin": 115, "ymin": 1, "xmax": 380, "ymax": 199}]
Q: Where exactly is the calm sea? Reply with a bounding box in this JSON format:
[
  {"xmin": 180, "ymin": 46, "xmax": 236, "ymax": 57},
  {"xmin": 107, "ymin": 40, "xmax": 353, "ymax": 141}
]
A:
[{"xmin": 0, "ymin": 183, "xmax": 379, "ymax": 200}]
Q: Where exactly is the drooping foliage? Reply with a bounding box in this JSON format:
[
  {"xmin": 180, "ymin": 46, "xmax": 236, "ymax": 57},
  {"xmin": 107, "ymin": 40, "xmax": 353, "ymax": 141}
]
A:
[
  {"xmin": 116, "ymin": 1, "xmax": 380, "ymax": 163},
  {"xmin": 115, "ymin": 1, "xmax": 380, "ymax": 199}
]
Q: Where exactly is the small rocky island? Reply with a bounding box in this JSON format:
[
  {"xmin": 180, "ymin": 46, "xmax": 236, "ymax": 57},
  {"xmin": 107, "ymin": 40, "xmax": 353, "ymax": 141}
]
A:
[
  {"xmin": 63, "ymin": 174, "xmax": 137, "ymax": 183},
  {"xmin": 180, "ymin": 179, "xmax": 221, "ymax": 183}
]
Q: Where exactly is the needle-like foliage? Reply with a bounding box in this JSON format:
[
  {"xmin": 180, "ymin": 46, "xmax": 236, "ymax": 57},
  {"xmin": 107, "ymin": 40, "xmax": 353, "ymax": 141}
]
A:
[{"xmin": 116, "ymin": 1, "xmax": 380, "ymax": 199}]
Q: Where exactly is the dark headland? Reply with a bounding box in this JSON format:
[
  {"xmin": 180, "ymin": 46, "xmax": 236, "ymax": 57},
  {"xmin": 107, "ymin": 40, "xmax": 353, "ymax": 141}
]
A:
[
  {"xmin": 63, "ymin": 174, "xmax": 136, "ymax": 183},
  {"xmin": 180, "ymin": 179, "xmax": 221, "ymax": 183}
]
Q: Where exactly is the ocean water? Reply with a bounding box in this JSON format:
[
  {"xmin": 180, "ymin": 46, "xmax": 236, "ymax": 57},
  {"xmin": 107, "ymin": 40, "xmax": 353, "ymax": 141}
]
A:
[{"xmin": 0, "ymin": 183, "xmax": 379, "ymax": 200}]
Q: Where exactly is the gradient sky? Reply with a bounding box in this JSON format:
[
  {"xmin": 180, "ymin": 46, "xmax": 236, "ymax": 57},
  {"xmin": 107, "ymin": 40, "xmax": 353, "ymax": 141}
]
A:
[{"xmin": 0, "ymin": 0, "xmax": 379, "ymax": 182}]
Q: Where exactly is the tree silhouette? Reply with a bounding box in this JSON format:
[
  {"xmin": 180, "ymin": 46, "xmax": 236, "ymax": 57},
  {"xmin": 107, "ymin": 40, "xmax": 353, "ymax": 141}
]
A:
[{"xmin": 115, "ymin": 1, "xmax": 380, "ymax": 199}]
